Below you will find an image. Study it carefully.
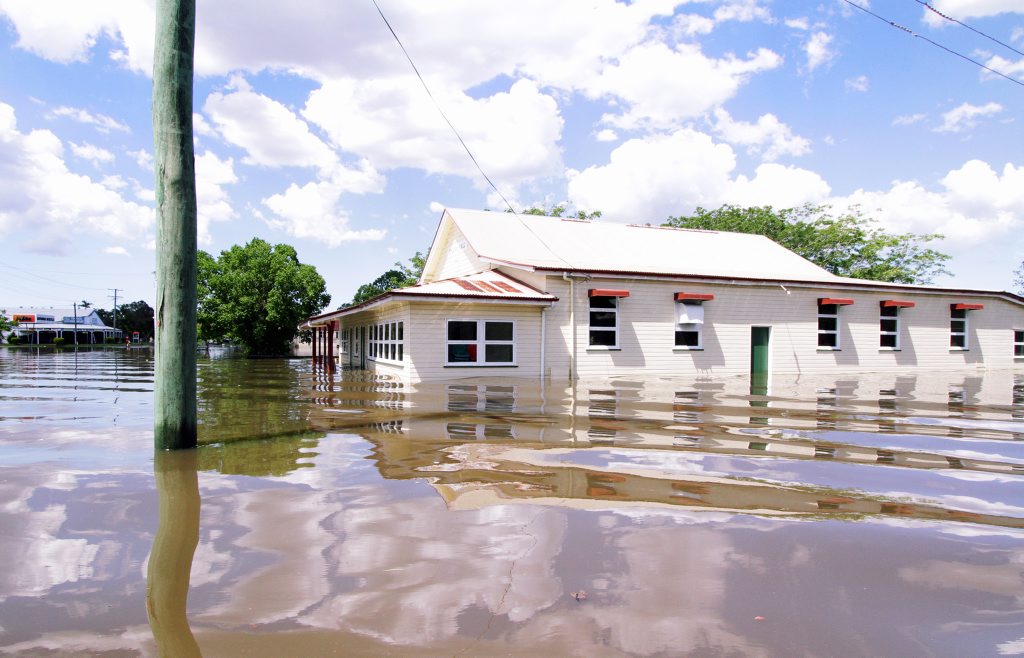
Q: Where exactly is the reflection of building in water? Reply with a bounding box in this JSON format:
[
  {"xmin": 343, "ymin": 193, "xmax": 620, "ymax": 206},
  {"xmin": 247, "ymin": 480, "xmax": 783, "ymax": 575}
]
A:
[
  {"xmin": 587, "ymin": 389, "xmax": 620, "ymax": 442},
  {"xmin": 445, "ymin": 384, "xmax": 516, "ymax": 439}
]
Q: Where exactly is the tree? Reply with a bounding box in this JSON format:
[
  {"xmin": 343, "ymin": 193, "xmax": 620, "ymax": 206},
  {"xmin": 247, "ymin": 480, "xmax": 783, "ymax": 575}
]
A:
[
  {"xmin": 351, "ymin": 252, "xmax": 424, "ymax": 304},
  {"xmin": 197, "ymin": 238, "xmax": 330, "ymax": 355},
  {"xmin": 98, "ymin": 301, "xmax": 155, "ymax": 340},
  {"xmin": 80, "ymin": 300, "xmax": 92, "ymax": 309},
  {"xmin": 1015, "ymin": 262, "xmax": 1024, "ymax": 294},
  {"xmin": 509, "ymin": 204, "xmax": 602, "ymax": 220},
  {"xmin": 663, "ymin": 204, "xmax": 952, "ymax": 284},
  {"xmin": 0, "ymin": 312, "xmax": 14, "ymax": 335}
]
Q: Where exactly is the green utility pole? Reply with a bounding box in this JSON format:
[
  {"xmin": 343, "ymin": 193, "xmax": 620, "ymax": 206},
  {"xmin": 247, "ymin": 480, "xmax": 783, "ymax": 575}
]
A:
[{"xmin": 153, "ymin": 0, "xmax": 198, "ymax": 450}]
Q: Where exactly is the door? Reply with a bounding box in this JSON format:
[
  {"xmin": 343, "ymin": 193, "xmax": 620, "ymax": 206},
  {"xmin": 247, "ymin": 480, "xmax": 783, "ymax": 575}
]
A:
[
  {"xmin": 359, "ymin": 326, "xmax": 367, "ymax": 369},
  {"xmin": 750, "ymin": 326, "xmax": 771, "ymax": 396}
]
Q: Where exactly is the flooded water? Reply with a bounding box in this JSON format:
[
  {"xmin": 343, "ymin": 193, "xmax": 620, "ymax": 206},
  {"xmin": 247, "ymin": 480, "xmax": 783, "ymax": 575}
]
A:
[{"xmin": 1, "ymin": 346, "xmax": 1023, "ymax": 656}]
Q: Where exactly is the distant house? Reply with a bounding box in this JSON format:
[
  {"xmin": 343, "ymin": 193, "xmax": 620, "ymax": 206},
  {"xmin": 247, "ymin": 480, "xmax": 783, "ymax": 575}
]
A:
[
  {"xmin": 305, "ymin": 208, "xmax": 1024, "ymax": 382},
  {"xmin": 1, "ymin": 307, "xmax": 122, "ymax": 344}
]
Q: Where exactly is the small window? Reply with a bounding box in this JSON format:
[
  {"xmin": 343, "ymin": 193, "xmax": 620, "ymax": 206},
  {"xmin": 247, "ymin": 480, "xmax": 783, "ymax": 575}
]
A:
[
  {"xmin": 446, "ymin": 320, "xmax": 515, "ymax": 365},
  {"xmin": 368, "ymin": 321, "xmax": 404, "ymax": 362},
  {"xmin": 818, "ymin": 303, "xmax": 840, "ymax": 349},
  {"xmin": 880, "ymin": 305, "xmax": 900, "ymax": 349},
  {"xmin": 674, "ymin": 301, "xmax": 703, "ymax": 350},
  {"xmin": 1015, "ymin": 330, "xmax": 1024, "ymax": 358},
  {"xmin": 950, "ymin": 308, "xmax": 968, "ymax": 350},
  {"xmin": 589, "ymin": 296, "xmax": 619, "ymax": 348}
]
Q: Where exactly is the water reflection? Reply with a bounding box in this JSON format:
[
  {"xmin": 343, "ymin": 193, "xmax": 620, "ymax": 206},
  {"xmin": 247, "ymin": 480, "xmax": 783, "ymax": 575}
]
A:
[{"xmin": 2, "ymin": 348, "xmax": 1024, "ymax": 655}]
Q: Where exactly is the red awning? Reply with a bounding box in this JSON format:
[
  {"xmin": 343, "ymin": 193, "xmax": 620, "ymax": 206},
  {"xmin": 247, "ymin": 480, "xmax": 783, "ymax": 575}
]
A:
[
  {"xmin": 881, "ymin": 300, "xmax": 916, "ymax": 308},
  {"xmin": 952, "ymin": 303, "xmax": 984, "ymax": 311},
  {"xmin": 675, "ymin": 292, "xmax": 715, "ymax": 302},
  {"xmin": 589, "ymin": 289, "xmax": 630, "ymax": 298},
  {"xmin": 819, "ymin": 297, "xmax": 854, "ymax": 306}
]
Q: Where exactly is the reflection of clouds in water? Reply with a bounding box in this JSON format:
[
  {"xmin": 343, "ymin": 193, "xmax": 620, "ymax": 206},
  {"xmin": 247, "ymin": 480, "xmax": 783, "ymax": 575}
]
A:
[
  {"xmin": 302, "ymin": 500, "xmax": 565, "ymax": 642},
  {"xmin": 998, "ymin": 636, "xmax": 1024, "ymax": 656},
  {"xmin": 899, "ymin": 554, "xmax": 1024, "ymax": 604}
]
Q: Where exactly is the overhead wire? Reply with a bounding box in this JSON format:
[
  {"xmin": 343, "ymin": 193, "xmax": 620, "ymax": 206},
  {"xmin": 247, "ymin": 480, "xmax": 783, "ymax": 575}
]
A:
[
  {"xmin": 841, "ymin": 0, "xmax": 1024, "ymax": 88},
  {"xmin": 370, "ymin": 0, "xmax": 518, "ymax": 213},
  {"xmin": 912, "ymin": 0, "xmax": 1024, "ymax": 58}
]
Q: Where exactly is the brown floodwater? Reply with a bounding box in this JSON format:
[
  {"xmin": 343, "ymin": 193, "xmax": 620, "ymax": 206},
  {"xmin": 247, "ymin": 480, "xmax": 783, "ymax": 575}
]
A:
[{"xmin": 1, "ymin": 346, "xmax": 1023, "ymax": 656}]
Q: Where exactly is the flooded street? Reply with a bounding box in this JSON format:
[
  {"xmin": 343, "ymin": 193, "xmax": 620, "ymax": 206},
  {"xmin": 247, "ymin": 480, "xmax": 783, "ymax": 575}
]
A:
[{"xmin": 1, "ymin": 347, "xmax": 1023, "ymax": 656}]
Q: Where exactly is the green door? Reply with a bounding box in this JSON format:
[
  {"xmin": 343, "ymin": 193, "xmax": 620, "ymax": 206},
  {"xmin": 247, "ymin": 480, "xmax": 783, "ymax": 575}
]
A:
[{"xmin": 750, "ymin": 327, "xmax": 770, "ymax": 394}]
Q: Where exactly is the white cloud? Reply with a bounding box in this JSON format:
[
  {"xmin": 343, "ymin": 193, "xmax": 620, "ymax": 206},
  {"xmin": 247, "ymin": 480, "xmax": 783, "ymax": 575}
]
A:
[
  {"xmin": 923, "ymin": 0, "xmax": 1024, "ymax": 27},
  {"xmin": 672, "ymin": 13, "xmax": 715, "ymax": 36},
  {"xmin": 595, "ymin": 128, "xmax": 619, "ymax": 142},
  {"xmin": 935, "ymin": 101, "xmax": 1003, "ymax": 133},
  {"xmin": 304, "ymin": 77, "xmax": 564, "ymax": 186},
  {"xmin": 712, "ymin": 109, "xmax": 811, "ymax": 161},
  {"xmin": 205, "ymin": 76, "xmax": 337, "ymax": 171},
  {"xmin": 567, "ymin": 128, "xmax": 827, "ymax": 223},
  {"xmin": 428, "ymin": 201, "xmax": 446, "ymax": 213},
  {"xmin": 713, "ymin": 1, "xmax": 772, "ymax": 24},
  {"xmin": 195, "ymin": 151, "xmax": 238, "ymax": 245},
  {"xmin": 805, "ymin": 31, "xmax": 835, "ymax": 72},
  {"xmin": 981, "ymin": 53, "xmax": 1024, "ymax": 80},
  {"xmin": 845, "ymin": 75, "xmax": 869, "ymax": 92},
  {"xmin": 785, "ymin": 17, "xmax": 810, "ymax": 30},
  {"xmin": 48, "ymin": 106, "xmax": 129, "ymax": 133},
  {"xmin": 127, "ymin": 148, "xmax": 152, "ymax": 170},
  {"xmin": 69, "ymin": 142, "xmax": 114, "ymax": 166},
  {"xmin": 893, "ymin": 113, "xmax": 927, "ymax": 126},
  {"xmin": 590, "ymin": 42, "xmax": 782, "ymax": 130},
  {"xmin": 102, "ymin": 246, "xmax": 129, "ymax": 256},
  {"xmin": 261, "ymin": 161, "xmax": 386, "ymax": 247},
  {"xmin": 0, "ymin": 103, "xmax": 153, "ymax": 255},
  {"xmin": 832, "ymin": 160, "xmax": 1024, "ymax": 245},
  {"xmin": 192, "ymin": 112, "xmax": 217, "ymax": 139}
]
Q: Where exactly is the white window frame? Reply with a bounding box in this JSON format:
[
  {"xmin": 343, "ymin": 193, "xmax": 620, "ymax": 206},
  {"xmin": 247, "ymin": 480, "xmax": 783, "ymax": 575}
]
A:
[
  {"xmin": 1014, "ymin": 329, "xmax": 1023, "ymax": 359},
  {"xmin": 674, "ymin": 301, "xmax": 704, "ymax": 351},
  {"xmin": 588, "ymin": 296, "xmax": 620, "ymax": 349},
  {"xmin": 950, "ymin": 308, "xmax": 968, "ymax": 351},
  {"xmin": 444, "ymin": 319, "xmax": 516, "ymax": 366},
  {"xmin": 368, "ymin": 321, "xmax": 404, "ymax": 363},
  {"xmin": 340, "ymin": 328, "xmax": 350, "ymax": 355},
  {"xmin": 817, "ymin": 303, "xmax": 841, "ymax": 350},
  {"xmin": 879, "ymin": 305, "xmax": 900, "ymax": 350}
]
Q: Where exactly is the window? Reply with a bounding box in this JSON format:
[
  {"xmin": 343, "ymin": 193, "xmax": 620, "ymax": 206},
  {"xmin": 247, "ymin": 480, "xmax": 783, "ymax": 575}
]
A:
[
  {"xmin": 589, "ymin": 296, "xmax": 619, "ymax": 347},
  {"xmin": 818, "ymin": 303, "xmax": 840, "ymax": 349},
  {"xmin": 1014, "ymin": 330, "xmax": 1023, "ymax": 358},
  {"xmin": 880, "ymin": 306, "xmax": 900, "ymax": 349},
  {"xmin": 368, "ymin": 321, "xmax": 404, "ymax": 362},
  {"xmin": 446, "ymin": 320, "xmax": 515, "ymax": 365},
  {"xmin": 674, "ymin": 302, "xmax": 703, "ymax": 349},
  {"xmin": 950, "ymin": 308, "xmax": 968, "ymax": 349},
  {"xmin": 341, "ymin": 328, "xmax": 350, "ymax": 354}
]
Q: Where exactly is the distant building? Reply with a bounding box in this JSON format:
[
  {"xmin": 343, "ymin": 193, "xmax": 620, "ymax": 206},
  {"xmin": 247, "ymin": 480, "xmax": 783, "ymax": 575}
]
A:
[
  {"xmin": 1, "ymin": 307, "xmax": 122, "ymax": 344},
  {"xmin": 305, "ymin": 208, "xmax": 1024, "ymax": 382}
]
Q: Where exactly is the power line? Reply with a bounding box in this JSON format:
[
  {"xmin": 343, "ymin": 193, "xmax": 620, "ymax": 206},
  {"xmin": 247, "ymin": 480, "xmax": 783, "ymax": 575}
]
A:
[
  {"xmin": 841, "ymin": 0, "xmax": 1024, "ymax": 88},
  {"xmin": 913, "ymin": 0, "xmax": 1024, "ymax": 58},
  {"xmin": 370, "ymin": 0, "xmax": 517, "ymax": 213},
  {"xmin": 0, "ymin": 263, "xmax": 113, "ymax": 291}
]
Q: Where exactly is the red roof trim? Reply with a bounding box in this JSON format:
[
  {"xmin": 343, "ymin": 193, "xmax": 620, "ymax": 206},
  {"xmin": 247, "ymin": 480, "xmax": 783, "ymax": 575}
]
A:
[
  {"xmin": 881, "ymin": 300, "xmax": 916, "ymax": 308},
  {"xmin": 819, "ymin": 297, "xmax": 854, "ymax": 306},
  {"xmin": 589, "ymin": 288, "xmax": 630, "ymax": 298},
  {"xmin": 952, "ymin": 303, "xmax": 984, "ymax": 311},
  {"xmin": 674, "ymin": 292, "xmax": 714, "ymax": 302}
]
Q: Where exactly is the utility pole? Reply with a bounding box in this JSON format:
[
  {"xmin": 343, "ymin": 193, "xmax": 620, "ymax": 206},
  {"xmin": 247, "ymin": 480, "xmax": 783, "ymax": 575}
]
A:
[
  {"xmin": 109, "ymin": 288, "xmax": 122, "ymax": 333},
  {"xmin": 153, "ymin": 0, "xmax": 198, "ymax": 450},
  {"xmin": 73, "ymin": 301, "xmax": 78, "ymax": 347}
]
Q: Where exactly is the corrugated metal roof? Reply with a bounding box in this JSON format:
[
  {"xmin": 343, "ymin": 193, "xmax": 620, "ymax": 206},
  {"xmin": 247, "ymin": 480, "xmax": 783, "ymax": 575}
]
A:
[{"xmin": 443, "ymin": 208, "xmax": 840, "ymax": 283}]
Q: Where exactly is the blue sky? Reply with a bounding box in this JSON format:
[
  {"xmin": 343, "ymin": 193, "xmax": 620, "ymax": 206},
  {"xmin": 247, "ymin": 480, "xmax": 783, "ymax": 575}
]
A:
[{"xmin": 0, "ymin": 0, "xmax": 1022, "ymax": 311}]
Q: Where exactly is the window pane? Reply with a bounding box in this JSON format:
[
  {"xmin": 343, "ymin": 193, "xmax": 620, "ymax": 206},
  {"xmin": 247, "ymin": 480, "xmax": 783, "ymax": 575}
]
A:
[
  {"xmin": 951, "ymin": 334, "xmax": 966, "ymax": 348},
  {"xmin": 589, "ymin": 330, "xmax": 617, "ymax": 347},
  {"xmin": 485, "ymin": 322, "xmax": 513, "ymax": 341},
  {"xmin": 818, "ymin": 304, "xmax": 837, "ymax": 315},
  {"xmin": 590, "ymin": 311, "xmax": 617, "ymax": 327},
  {"xmin": 485, "ymin": 344, "xmax": 514, "ymax": 363},
  {"xmin": 675, "ymin": 330, "xmax": 699, "ymax": 347},
  {"xmin": 880, "ymin": 319, "xmax": 897, "ymax": 333},
  {"xmin": 1016, "ymin": 345, "xmax": 1024, "ymax": 357},
  {"xmin": 880, "ymin": 334, "xmax": 897, "ymax": 348},
  {"xmin": 590, "ymin": 296, "xmax": 616, "ymax": 309},
  {"xmin": 818, "ymin": 333, "xmax": 837, "ymax": 347},
  {"xmin": 952, "ymin": 308, "xmax": 966, "ymax": 319},
  {"xmin": 881, "ymin": 306, "xmax": 898, "ymax": 317},
  {"xmin": 448, "ymin": 321, "xmax": 477, "ymax": 341},
  {"xmin": 398, "ymin": 344, "xmax": 403, "ymax": 361},
  {"xmin": 951, "ymin": 320, "xmax": 965, "ymax": 333},
  {"xmin": 448, "ymin": 344, "xmax": 478, "ymax": 362},
  {"xmin": 818, "ymin": 317, "xmax": 837, "ymax": 331},
  {"xmin": 398, "ymin": 322, "xmax": 404, "ymax": 340},
  {"xmin": 1015, "ymin": 330, "xmax": 1023, "ymax": 342}
]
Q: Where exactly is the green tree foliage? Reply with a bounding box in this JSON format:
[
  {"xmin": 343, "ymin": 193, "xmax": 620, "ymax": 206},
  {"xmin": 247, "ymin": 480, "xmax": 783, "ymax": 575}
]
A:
[
  {"xmin": 0, "ymin": 312, "xmax": 14, "ymax": 335},
  {"xmin": 351, "ymin": 252, "xmax": 425, "ymax": 305},
  {"xmin": 98, "ymin": 301, "xmax": 155, "ymax": 340},
  {"xmin": 663, "ymin": 204, "xmax": 952, "ymax": 284},
  {"xmin": 197, "ymin": 238, "xmax": 330, "ymax": 355},
  {"xmin": 1014, "ymin": 262, "xmax": 1024, "ymax": 294},
  {"xmin": 511, "ymin": 204, "xmax": 602, "ymax": 220}
]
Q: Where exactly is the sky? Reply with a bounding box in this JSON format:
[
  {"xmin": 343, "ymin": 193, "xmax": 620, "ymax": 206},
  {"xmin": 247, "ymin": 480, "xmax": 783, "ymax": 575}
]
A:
[{"xmin": 0, "ymin": 0, "xmax": 1022, "ymax": 312}]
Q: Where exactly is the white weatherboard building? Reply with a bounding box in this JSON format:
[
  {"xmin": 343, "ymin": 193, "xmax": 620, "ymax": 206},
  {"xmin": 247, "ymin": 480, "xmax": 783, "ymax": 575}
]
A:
[
  {"xmin": 306, "ymin": 208, "xmax": 1024, "ymax": 382},
  {"xmin": 1, "ymin": 307, "xmax": 122, "ymax": 344}
]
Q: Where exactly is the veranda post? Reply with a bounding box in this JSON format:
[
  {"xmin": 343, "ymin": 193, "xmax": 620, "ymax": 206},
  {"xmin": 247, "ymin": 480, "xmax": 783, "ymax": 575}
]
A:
[{"xmin": 153, "ymin": 0, "xmax": 198, "ymax": 450}]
